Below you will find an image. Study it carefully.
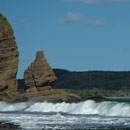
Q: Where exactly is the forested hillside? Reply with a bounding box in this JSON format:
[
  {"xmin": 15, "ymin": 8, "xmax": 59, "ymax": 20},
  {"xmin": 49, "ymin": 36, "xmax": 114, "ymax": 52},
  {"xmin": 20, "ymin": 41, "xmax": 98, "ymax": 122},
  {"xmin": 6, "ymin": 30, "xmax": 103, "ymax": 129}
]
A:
[
  {"xmin": 52, "ymin": 69, "xmax": 130, "ymax": 90},
  {"xmin": 18, "ymin": 69, "xmax": 130, "ymax": 90}
]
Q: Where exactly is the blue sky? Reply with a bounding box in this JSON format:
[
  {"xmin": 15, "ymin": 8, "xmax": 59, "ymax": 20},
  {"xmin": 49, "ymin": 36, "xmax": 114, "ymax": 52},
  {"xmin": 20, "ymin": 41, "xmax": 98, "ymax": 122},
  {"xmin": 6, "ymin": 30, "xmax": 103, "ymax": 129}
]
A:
[{"xmin": 0, "ymin": 0, "xmax": 130, "ymax": 79}]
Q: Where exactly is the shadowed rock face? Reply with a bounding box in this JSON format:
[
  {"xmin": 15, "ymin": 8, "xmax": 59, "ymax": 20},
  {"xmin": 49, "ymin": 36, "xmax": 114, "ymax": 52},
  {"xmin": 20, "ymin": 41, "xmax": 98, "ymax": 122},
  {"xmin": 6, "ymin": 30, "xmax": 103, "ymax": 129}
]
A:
[
  {"xmin": 24, "ymin": 50, "xmax": 57, "ymax": 92},
  {"xmin": 0, "ymin": 14, "xmax": 19, "ymax": 92}
]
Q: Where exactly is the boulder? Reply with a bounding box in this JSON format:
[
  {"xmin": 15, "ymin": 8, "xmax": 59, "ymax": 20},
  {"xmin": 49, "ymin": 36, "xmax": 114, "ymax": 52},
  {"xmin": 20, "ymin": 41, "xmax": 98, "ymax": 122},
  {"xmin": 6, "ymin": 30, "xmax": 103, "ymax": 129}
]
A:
[
  {"xmin": 24, "ymin": 50, "xmax": 57, "ymax": 92},
  {"xmin": 0, "ymin": 14, "xmax": 19, "ymax": 92}
]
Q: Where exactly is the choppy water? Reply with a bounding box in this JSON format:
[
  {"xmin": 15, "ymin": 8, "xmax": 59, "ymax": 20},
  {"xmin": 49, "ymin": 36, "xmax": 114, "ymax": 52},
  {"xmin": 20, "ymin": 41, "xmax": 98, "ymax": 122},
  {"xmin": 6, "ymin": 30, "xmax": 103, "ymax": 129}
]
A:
[{"xmin": 0, "ymin": 100, "xmax": 130, "ymax": 130}]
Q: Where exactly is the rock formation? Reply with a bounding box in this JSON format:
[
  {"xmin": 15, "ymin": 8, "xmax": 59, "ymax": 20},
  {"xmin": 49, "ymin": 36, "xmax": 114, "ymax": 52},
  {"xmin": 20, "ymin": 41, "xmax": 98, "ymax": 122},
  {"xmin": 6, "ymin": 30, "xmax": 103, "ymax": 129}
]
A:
[
  {"xmin": 0, "ymin": 14, "xmax": 81, "ymax": 103},
  {"xmin": 22, "ymin": 50, "xmax": 81, "ymax": 102},
  {"xmin": 0, "ymin": 14, "xmax": 19, "ymax": 92},
  {"xmin": 24, "ymin": 50, "xmax": 57, "ymax": 92}
]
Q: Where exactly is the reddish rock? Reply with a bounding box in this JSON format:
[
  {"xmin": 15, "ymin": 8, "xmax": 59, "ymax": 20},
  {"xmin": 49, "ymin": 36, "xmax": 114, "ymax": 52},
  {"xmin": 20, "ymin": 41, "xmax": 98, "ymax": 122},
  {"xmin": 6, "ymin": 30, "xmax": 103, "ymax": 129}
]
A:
[
  {"xmin": 24, "ymin": 50, "xmax": 57, "ymax": 92},
  {"xmin": 0, "ymin": 14, "xmax": 81, "ymax": 103},
  {"xmin": 23, "ymin": 50, "xmax": 81, "ymax": 102},
  {"xmin": 0, "ymin": 14, "xmax": 19, "ymax": 92}
]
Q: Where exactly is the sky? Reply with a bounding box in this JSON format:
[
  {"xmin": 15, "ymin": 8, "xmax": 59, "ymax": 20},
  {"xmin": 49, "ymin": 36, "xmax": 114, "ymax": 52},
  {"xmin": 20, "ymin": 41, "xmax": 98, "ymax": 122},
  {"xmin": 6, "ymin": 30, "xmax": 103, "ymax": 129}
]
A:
[{"xmin": 0, "ymin": 0, "xmax": 130, "ymax": 79}]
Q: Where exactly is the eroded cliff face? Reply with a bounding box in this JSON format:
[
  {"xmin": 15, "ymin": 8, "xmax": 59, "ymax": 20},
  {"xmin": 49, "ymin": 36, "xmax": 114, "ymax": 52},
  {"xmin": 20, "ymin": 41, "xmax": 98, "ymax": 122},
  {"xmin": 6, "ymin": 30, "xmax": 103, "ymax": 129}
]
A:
[
  {"xmin": 0, "ymin": 14, "xmax": 81, "ymax": 103},
  {"xmin": 0, "ymin": 14, "xmax": 19, "ymax": 92},
  {"xmin": 24, "ymin": 50, "xmax": 57, "ymax": 92}
]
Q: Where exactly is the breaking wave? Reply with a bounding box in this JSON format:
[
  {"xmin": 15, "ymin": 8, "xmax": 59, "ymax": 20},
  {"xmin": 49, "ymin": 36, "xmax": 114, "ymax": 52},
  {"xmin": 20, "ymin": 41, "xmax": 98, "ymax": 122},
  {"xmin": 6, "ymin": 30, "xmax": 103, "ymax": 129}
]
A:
[{"xmin": 0, "ymin": 100, "xmax": 130, "ymax": 117}]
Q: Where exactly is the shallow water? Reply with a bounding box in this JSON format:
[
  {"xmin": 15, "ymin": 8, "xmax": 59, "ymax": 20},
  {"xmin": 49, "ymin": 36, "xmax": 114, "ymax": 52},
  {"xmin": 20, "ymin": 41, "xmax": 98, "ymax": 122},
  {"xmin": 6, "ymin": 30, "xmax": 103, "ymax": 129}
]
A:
[{"xmin": 0, "ymin": 100, "xmax": 130, "ymax": 130}]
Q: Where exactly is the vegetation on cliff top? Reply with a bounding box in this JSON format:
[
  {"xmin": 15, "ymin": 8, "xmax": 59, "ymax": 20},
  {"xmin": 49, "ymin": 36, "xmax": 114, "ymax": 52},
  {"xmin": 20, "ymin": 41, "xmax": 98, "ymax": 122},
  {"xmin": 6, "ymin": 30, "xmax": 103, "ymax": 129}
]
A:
[{"xmin": 0, "ymin": 13, "xmax": 11, "ymax": 29}]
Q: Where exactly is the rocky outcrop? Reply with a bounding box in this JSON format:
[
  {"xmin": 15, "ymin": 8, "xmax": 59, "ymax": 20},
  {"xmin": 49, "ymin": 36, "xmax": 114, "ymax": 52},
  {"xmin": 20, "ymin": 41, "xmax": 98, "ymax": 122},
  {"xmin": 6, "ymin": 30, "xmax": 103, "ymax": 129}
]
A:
[
  {"xmin": 0, "ymin": 14, "xmax": 19, "ymax": 92},
  {"xmin": 22, "ymin": 50, "xmax": 81, "ymax": 102},
  {"xmin": 24, "ymin": 89, "xmax": 81, "ymax": 103},
  {"xmin": 18, "ymin": 50, "xmax": 81, "ymax": 103},
  {"xmin": 0, "ymin": 121, "xmax": 20, "ymax": 129},
  {"xmin": 0, "ymin": 88, "xmax": 81, "ymax": 103},
  {"xmin": 0, "ymin": 14, "xmax": 81, "ymax": 103},
  {"xmin": 24, "ymin": 50, "xmax": 57, "ymax": 92}
]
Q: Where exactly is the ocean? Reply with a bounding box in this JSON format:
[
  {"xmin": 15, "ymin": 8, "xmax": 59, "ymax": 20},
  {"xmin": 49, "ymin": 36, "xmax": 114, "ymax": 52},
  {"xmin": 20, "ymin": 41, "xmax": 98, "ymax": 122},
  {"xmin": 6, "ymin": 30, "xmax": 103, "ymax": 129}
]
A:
[{"xmin": 0, "ymin": 100, "xmax": 130, "ymax": 130}]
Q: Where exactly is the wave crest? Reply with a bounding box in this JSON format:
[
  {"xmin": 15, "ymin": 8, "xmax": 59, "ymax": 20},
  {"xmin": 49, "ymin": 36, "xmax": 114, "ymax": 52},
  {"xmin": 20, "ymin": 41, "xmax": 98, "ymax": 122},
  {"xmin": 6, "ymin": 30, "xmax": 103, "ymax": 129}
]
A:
[{"xmin": 0, "ymin": 100, "xmax": 130, "ymax": 117}]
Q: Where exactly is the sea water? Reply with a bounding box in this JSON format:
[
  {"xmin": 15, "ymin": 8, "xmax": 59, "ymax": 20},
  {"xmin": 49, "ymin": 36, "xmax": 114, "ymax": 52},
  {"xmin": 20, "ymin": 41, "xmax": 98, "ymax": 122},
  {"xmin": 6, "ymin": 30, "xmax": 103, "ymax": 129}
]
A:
[{"xmin": 0, "ymin": 100, "xmax": 130, "ymax": 130}]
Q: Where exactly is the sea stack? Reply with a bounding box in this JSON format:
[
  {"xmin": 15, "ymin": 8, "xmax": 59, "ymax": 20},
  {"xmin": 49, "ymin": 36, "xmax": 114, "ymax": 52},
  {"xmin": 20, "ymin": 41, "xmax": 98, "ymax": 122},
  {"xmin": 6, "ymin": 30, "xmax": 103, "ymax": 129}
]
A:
[
  {"xmin": 24, "ymin": 50, "xmax": 57, "ymax": 92},
  {"xmin": 0, "ymin": 14, "xmax": 19, "ymax": 92},
  {"xmin": 0, "ymin": 14, "xmax": 81, "ymax": 103}
]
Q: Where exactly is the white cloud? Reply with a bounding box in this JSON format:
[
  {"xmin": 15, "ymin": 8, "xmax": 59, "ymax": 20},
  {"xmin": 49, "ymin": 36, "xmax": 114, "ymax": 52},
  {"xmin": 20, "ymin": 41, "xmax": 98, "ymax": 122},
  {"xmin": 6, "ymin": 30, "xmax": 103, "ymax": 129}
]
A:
[
  {"xmin": 57, "ymin": 12, "xmax": 83, "ymax": 24},
  {"xmin": 57, "ymin": 12, "xmax": 107, "ymax": 26},
  {"xmin": 60, "ymin": 0, "xmax": 130, "ymax": 3}
]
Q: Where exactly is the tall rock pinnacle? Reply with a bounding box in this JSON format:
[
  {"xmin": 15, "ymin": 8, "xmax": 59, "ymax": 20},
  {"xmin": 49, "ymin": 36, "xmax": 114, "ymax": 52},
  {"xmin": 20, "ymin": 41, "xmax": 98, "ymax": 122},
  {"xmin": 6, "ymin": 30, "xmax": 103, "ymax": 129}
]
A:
[
  {"xmin": 0, "ymin": 14, "xmax": 19, "ymax": 92},
  {"xmin": 24, "ymin": 50, "xmax": 57, "ymax": 92}
]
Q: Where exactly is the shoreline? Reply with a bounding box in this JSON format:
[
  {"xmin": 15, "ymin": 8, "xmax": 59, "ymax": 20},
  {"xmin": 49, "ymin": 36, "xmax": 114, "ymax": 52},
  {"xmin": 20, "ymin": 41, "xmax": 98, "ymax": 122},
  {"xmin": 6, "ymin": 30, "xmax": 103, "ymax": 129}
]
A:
[
  {"xmin": 1, "ymin": 95, "xmax": 130, "ymax": 104},
  {"xmin": 86, "ymin": 96, "xmax": 130, "ymax": 103}
]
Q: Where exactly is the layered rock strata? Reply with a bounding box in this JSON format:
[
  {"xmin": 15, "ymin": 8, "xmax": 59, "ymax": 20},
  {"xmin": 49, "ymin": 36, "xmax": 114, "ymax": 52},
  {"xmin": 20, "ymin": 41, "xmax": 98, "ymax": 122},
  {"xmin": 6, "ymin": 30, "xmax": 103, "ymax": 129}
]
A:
[
  {"xmin": 0, "ymin": 14, "xmax": 81, "ymax": 103},
  {"xmin": 22, "ymin": 50, "xmax": 81, "ymax": 102},
  {"xmin": 0, "ymin": 14, "xmax": 19, "ymax": 92},
  {"xmin": 24, "ymin": 50, "xmax": 57, "ymax": 92}
]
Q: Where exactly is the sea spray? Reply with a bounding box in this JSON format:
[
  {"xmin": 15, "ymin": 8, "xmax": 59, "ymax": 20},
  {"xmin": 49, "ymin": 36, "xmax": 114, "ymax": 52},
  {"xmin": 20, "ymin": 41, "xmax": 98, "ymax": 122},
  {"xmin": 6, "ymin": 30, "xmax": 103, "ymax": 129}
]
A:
[
  {"xmin": 1, "ymin": 100, "xmax": 130, "ymax": 129},
  {"xmin": 0, "ymin": 100, "xmax": 130, "ymax": 117},
  {"xmin": 0, "ymin": 101, "xmax": 30, "ymax": 111}
]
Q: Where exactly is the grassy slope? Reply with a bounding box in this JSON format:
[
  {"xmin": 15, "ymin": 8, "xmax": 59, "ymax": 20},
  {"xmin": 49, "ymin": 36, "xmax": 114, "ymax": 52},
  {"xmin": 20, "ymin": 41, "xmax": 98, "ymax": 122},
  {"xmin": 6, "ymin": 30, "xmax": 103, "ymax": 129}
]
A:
[{"xmin": 65, "ymin": 89, "xmax": 130, "ymax": 98}]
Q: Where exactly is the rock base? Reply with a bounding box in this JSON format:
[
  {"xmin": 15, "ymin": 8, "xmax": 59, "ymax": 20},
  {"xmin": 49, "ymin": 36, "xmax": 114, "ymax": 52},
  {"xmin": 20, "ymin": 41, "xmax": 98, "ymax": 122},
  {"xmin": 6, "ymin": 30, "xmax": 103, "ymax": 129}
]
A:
[{"xmin": 0, "ymin": 89, "xmax": 81, "ymax": 103}]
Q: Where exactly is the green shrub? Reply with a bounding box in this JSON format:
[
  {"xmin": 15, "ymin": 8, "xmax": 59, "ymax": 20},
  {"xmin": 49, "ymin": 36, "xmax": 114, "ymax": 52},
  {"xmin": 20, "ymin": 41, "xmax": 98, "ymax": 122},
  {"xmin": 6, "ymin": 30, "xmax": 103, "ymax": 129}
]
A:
[
  {"xmin": 0, "ymin": 13, "xmax": 11, "ymax": 29},
  {"xmin": 65, "ymin": 88, "xmax": 130, "ymax": 98}
]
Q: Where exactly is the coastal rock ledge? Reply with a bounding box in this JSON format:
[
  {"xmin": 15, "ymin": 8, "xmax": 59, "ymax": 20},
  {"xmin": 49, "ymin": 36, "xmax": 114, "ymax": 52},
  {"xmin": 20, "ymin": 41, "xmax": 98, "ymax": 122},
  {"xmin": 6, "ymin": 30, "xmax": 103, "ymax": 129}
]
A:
[
  {"xmin": 23, "ymin": 50, "xmax": 81, "ymax": 103},
  {"xmin": 0, "ymin": 14, "xmax": 81, "ymax": 103}
]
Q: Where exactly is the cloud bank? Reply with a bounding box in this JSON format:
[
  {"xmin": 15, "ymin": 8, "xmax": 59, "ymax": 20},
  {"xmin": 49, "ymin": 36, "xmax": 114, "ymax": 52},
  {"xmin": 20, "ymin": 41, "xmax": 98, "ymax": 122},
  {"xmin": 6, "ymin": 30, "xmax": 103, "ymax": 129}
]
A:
[
  {"xmin": 57, "ymin": 12, "xmax": 107, "ymax": 26},
  {"xmin": 60, "ymin": 0, "xmax": 130, "ymax": 3}
]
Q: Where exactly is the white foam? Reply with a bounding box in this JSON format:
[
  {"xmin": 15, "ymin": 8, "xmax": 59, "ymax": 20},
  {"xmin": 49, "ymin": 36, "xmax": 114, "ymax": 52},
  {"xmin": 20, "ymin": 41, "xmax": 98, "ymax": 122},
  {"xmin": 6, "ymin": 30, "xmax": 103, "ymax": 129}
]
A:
[
  {"xmin": 0, "ymin": 100, "xmax": 130, "ymax": 117},
  {"xmin": 0, "ymin": 101, "xmax": 30, "ymax": 111}
]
